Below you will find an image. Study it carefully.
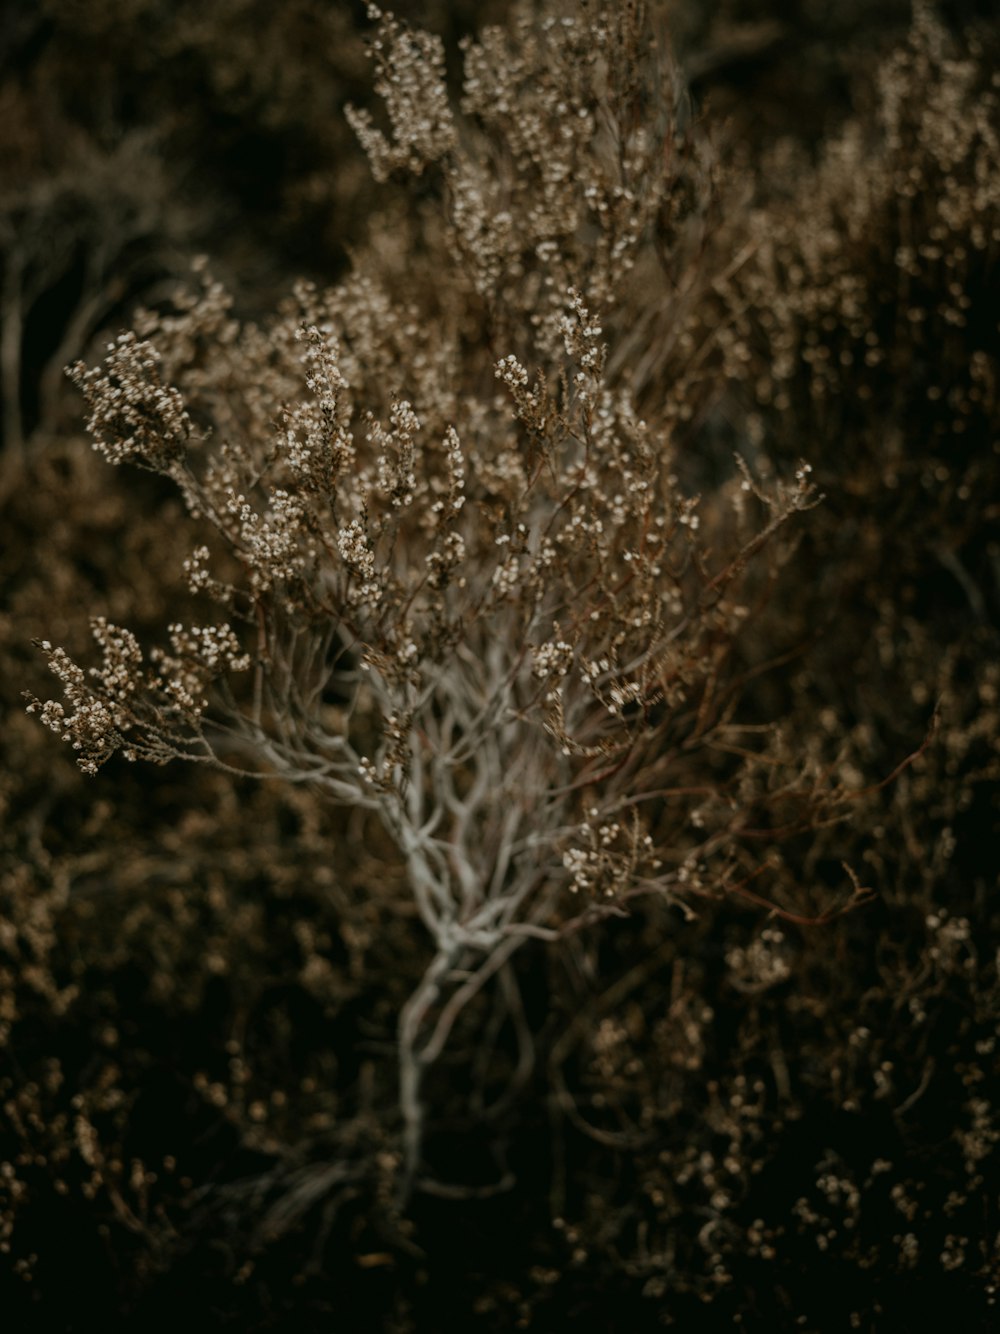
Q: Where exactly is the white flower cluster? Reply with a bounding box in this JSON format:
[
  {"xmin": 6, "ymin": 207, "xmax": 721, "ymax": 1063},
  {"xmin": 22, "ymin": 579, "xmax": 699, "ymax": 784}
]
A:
[
  {"xmin": 531, "ymin": 635, "xmax": 574, "ymax": 680},
  {"xmin": 25, "ymin": 632, "xmax": 138, "ymax": 775},
  {"xmin": 345, "ymin": 6, "xmax": 457, "ymax": 183},
  {"xmin": 562, "ymin": 809, "xmax": 658, "ymax": 896},
  {"xmin": 581, "ymin": 657, "xmax": 643, "ymax": 716},
  {"xmin": 68, "ymin": 332, "xmax": 191, "ymax": 471},
  {"xmin": 494, "ymin": 355, "xmax": 529, "ymax": 390},
  {"xmin": 441, "ymin": 424, "xmax": 466, "ymax": 513},
  {"xmin": 183, "ymin": 545, "xmax": 213, "ymax": 594},
  {"xmin": 425, "ymin": 530, "xmax": 466, "ymax": 590},
  {"xmin": 149, "ymin": 622, "xmax": 250, "ymax": 717},
  {"xmin": 89, "ymin": 618, "xmax": 143, "ymax": 704},
  {"xmin": 493, "ymin": 353, "xmax": 548, "ymax": 430},
  {"xmin": 227, "ymin": 489, "xmax": 310, "ymax": 595},
  {"xmin": 166, "ymin": 623, "xmax": 250, "ymax": 674},
  {"xmin": 491, "ymin": 552, "xmax": 522, "ymax": 599},
  {"xmin": 559, "ymin": 288, "xmax": 602, "ymax": 361},
  {"xmin": 562, "ymin": 846, "xmax": 600, "ymax": 895},
  {"xmin": 337, "ymin": 519, "xmax": 381, "ymax": 607},
  {"xmin": 560, "ymin": 287, "xmax": 605, "ymax": 403},
  {"xmin": 371, "ymin": 399, "xmax": 419, "ymax": 508},
  {"xmin": 284, "ymin": 325, "xmax": 356, "ymax": 491},
  {"xmin": 450, "ymin": 168, "xmax": 515, "ymax": 296},
  {"xmin": 298, "ymin": 322, "xmax": 347, "ymax": 403}
]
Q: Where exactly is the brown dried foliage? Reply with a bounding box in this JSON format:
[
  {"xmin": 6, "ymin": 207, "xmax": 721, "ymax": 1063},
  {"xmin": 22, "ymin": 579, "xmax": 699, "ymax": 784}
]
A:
[{"xmin": 3, "ymin": 2, "xmax": 998, "ymax": 1328}]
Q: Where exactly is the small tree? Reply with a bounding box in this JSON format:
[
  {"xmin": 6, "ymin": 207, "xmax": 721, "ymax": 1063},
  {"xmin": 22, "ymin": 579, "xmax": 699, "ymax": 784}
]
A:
[{"xmin": 28, "ymin": 2, "xmax": 853, "ymax": 1201}]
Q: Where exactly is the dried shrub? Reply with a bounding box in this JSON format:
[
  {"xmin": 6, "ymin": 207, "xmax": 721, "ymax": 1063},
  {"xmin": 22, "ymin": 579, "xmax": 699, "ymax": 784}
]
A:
[{"xmin": 24, "ymin": 0, "xmax": 846, "ymax": 1204}]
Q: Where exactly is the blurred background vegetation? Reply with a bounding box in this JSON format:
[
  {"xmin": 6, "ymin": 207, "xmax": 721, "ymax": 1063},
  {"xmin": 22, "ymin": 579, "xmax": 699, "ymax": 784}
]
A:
[{"xmin": 2, "ymin": 1, "xmax": 998, "ymax": 1328}]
